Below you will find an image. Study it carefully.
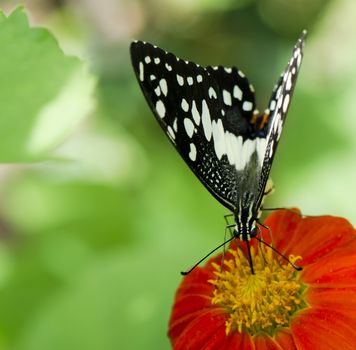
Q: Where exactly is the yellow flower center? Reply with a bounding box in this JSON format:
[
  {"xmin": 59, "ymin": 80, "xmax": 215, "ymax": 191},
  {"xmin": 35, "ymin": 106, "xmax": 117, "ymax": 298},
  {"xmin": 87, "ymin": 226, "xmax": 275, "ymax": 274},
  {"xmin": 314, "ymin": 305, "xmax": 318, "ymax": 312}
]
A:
[{"xmin": 209, "ymin": 246, "xmax": 307, "ymax": 336}]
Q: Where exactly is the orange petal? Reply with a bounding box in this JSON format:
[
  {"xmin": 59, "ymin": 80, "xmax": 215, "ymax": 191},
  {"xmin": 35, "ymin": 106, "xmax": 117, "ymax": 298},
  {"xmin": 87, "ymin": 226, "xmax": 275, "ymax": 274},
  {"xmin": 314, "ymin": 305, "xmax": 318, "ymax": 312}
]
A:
[
  {"xmin": 274, "ymin": 329, "xmax": 297, "ymax": 350},
  {"xmin": 306, "ymin": 287, "xmax": 356, "ymax": 315},
  {"xmin": 263, "ymin": 209, "xmax": 302, "ymax": 249},
  {"xmin": 292, "ymin": 308, "xmax": 356, "ymax": 350},
  {"xmin": 169, "ymin": 294, "xmax": 215, "ymax": 339},
  {"xmin": 221, "ymin": 332, "xmax": 254, "ymax": 350},
  {"xmin": 264, "ymin": 211, "xmax": 355, "ymax": 266},
  {"xmin": 253, "ymin": 334, "xmax": 284, "ymax": 350},
  {"xmin": 171, "ymin": 310, "xmax": 228, "ymax": 350},
  {"xmin": 301, "ymin": 238, "xmax": 356, "ymax": 287},
  {"xmin": 200, "ymin": 328, "xmax": 254, "ymax": 350}
]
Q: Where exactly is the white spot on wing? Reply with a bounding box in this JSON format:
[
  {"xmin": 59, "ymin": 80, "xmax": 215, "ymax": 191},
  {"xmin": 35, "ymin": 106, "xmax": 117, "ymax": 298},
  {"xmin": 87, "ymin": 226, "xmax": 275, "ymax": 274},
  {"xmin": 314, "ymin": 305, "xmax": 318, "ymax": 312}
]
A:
[
  {"xmin": 150, "ymin": 74, "xmax": 156, "ymax": 80},
  {"xmin": 212, "ymin": 119, "xmax": 226, "ymax": 159},
  {"xmin": 139, "ymin": 62, "xmax": 144, "ymax": 81},
  {"xmin": 297, "ymin": 54, "xmax": 302, "ymax": 67},
  {"xmin": 184, "ymin": 118, "xmax": 194, "ymax": 138},
  {"xmin": 154, "ymin": 57, "xmax": 160, "ymax": 64},
  {"xmin": 233, "ymin": 85, "xmax": 242, "ymax": 100},
  {"xmin": 197, "ymin": 75, "xmax": 203, "ymax": 83},
  {"xmin": 156, "ymin": 100, "xmax": 165, "ymax": 118},
  {"xmin": 191, "ymin": 100, "xmax": 200, "ymax": 125},
  {"xmin": 273, "ymin": 113, "xmax": 281, "ymax": 133},
  {"xmin": 256, "ymin": 138, "xmax": 267, "ymax": 166},
  {"xmin": 283, "ymin": 94, "xmax": 290, "ymax": 113},
  {"xmin": 181, "ymin": 98, "xmax": 189, "ymax": 112},
  {"xmin": 189, "ymin": 143, "xmax": 197, "ymax": 161},
  {"xmin": 159, "ymin": 79, "xmax": 168, "ymax": 96},
  {"xmin": 165, "ymin": 63, "xmax": 172, "ymax": 71},
  {"xmin": 211, "ymin": 121, "xmax": 262, "ymax": 170},
  {"xmin": 225, "ymin": 131, "xmax": 236, "ymax": 164},
  {"xmin": 238, "ymin": 70, "xmax": 245, "ymax": 78},
  {"xmin": 269, "ymin": 100, "xmax": 276, "ymax": 111},
  {"xmin": 223, "ymin": 90, "xmax": 232, "ymax": 106},
  {"xmin": 202, "ymin": 100, "xmax": 212, "ymax": 141},
  {"xmin": 286, "ymin": 72, "xmax": 292, "ymax": 91},
  {"xmin": 154, "ymin": 86, "xmax": 161, "ymax": 96},
  {"xmin": 177, "ymin": 74, "xmax": 184, "ymax": 86},
  {"xmin": 239, "ymin": 139, "xmax": 255, "ymax": 170},
  {"xmin": 144, "ymin": 56, "xmax": 151, "ymax": 64},
  {"xmin": 242, "ymin": 101, "xmax": 253, "ymax": 111},
  {"xmin": 224, "ymin": 67, "xmax": 232, "ymax": 73},
  {"xmin": 187, "ymin": 77, "xmax": 193, "ymax": 85},
  {"xmin": 173, "ymin": 118, "xmax": 178, "ymax": 132},
  {"xmin": 167, "ymin": 126, "xmax": 175, "ymax": 140},
  {"xmin": 276, "ymin": 95, "xmax": 283, "ymax": 110},
  {"xmin": 208, "ymin": 87, "xmax": 217, "ymax": 99},
  {"xmin": 269, "ymin": 140, "xmax": 274, "ymax": 158}
]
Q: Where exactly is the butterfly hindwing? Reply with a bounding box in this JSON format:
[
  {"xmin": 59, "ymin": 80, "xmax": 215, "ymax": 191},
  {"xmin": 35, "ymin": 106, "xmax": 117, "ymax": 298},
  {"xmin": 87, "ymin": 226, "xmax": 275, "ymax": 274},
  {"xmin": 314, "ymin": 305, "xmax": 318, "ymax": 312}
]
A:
[{"xmin": 130, "ymin": 41, "xmax": 262, "ymax": 211}]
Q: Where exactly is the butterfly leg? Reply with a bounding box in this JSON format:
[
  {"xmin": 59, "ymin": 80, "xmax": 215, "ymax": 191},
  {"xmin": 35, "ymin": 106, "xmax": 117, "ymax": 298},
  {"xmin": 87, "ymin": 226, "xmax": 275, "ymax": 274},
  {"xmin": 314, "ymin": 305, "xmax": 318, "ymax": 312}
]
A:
[
  {"xmin": 257, "ymin": 221, "xmax": 276, "ymax": 248},
  {"xmin": 260, "ymin": 207, "xmax": 310, "ymax": 217},
  {"xmin": 224, "ymin": 213, "xmax": 234, "ymax": 224},
  {"xmin": 220, "ymin": 224, "xmax": 234, "ymax": 273},
  {"xmin": 256, "ymin": 220, "xmax": 302, "ymax": 271},
  {"xmin": 256, "ymin": 225, "xmax": 268, "ymax": 265},
  {"xmin": 257, "ymin": 220, "xmax": 283, "ymax": 268},
  {"xmin": 224, "ymin": 214, "xmax": 235, "ymax": 236}
]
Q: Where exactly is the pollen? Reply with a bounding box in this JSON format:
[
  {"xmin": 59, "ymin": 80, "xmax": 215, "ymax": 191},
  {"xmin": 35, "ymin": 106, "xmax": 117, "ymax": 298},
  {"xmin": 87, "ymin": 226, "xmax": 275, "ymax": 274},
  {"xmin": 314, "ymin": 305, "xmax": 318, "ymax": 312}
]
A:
[{"xmin": 209, "ymin": 247, "xmax": 306, "ymax": 336}]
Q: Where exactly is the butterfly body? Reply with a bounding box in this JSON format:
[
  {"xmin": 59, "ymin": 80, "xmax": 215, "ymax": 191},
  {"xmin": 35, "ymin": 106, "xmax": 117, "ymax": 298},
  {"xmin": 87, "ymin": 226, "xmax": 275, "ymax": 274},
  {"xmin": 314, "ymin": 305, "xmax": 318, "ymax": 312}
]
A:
[{"xmin": 130, "ymin": 33, "xmax": 305, "ymax": 255}]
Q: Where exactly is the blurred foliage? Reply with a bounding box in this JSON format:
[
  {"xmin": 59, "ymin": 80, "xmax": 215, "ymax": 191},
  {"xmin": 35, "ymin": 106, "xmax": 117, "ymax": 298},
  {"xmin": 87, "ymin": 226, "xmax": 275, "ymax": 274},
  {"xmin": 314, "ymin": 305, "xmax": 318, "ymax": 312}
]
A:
[
  {"xmin": 0, "ymin": 7, "xmax": 95, "ymax": 162},
  {"xmin": 0, "ymin": 1, "xmax": 354, "ymax": 350}
]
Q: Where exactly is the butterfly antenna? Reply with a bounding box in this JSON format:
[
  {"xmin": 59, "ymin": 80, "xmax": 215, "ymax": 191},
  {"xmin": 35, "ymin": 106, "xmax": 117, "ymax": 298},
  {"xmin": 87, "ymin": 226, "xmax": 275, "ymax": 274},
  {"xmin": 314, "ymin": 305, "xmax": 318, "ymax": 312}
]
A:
[
  {"xmin": 245, "ymin": 239, "xmax": 255, "ymax": 275},
  {"xmin": 181, "ymin": 235, "xmax": 235, "ymax": 276},
  {"xmin": 219, "ymin": 225, "xmax": 230, "ymax": 273},
  {"xmin": 255, "ymin": 236, "xmax": 302, "ymax": 271}
]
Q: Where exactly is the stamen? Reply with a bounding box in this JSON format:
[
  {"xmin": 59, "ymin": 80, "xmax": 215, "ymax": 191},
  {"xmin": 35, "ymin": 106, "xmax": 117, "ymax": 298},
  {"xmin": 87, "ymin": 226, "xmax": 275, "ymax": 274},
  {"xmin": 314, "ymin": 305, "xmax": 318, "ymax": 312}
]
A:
[{"xmin": 209, "ymin": 247, "xmax": 307, "ymax": 336}]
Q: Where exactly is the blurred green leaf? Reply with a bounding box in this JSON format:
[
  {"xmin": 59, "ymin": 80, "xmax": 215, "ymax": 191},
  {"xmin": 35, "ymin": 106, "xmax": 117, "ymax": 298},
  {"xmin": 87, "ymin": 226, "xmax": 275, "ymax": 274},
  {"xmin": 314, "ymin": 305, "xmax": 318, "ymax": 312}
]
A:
[
  {"xmin": 3, "ymin": 173, "xmax": 133, "ymax": 249},
  {"xmin": 0, "ymin": 7, "xmax": 95, "ymax": 162},
  {"xmin": 13, "ymin": 246, "xmax": 176, "ymax": 350}
]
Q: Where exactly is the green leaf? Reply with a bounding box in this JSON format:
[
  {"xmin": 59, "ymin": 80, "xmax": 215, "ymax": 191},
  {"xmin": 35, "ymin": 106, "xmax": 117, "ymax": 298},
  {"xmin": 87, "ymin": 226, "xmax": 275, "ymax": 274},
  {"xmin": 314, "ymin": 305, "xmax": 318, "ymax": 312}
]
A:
[{"xmin": 0, "ymin": 7, "xmax": 95, "ymax": 162}]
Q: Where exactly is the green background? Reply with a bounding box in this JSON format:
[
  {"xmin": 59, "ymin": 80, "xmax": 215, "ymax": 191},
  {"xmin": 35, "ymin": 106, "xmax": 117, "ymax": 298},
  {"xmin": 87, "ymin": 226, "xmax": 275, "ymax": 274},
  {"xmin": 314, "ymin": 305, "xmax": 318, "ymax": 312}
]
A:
[{"xmin": 0, "ymin": 1, "xmax": 354, "ymax": 349}]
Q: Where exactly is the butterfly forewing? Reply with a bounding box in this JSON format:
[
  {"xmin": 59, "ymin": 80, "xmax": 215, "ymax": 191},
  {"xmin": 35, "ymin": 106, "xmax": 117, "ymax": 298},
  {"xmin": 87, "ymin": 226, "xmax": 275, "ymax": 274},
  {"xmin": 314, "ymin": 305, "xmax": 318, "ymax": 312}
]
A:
[
  {"xmin": 205, "ymin": 65, "xmax": 256, "ymax": 123},
  {"xmin": 255, "ymin": 32, "xmax": 306, "ymax": 207},
  {"xmin": 130, "ymin": 41, "xmax": 263, "ymax": 212}
]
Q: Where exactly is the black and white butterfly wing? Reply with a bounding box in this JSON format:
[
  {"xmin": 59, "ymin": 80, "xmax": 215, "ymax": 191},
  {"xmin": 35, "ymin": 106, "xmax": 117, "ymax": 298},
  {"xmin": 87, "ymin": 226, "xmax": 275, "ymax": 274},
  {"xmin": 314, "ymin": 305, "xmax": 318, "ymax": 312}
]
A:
[
  {"xmin": 130, "ymin": 41, "xmax": 260, "ymax": 212},
  {"xmin": 130, "ymin": 32, "xmax": 305, "ymax": 217},
  {"xmin": 255, "ymin": 31, "xmax": 306, "ymax": 208}
]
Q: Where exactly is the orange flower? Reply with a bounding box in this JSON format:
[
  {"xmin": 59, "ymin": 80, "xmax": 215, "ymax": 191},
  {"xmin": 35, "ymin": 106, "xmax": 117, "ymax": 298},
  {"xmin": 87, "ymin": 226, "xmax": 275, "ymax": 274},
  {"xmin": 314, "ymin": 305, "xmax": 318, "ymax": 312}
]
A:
[{"xmin": 168, "ymin": 210, "xmax": 356, "ymax": 349}]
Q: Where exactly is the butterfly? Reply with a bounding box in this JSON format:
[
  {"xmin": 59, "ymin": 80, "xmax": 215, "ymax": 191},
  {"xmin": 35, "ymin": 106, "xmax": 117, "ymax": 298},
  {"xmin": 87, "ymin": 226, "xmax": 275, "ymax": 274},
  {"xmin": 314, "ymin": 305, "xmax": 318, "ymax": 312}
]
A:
[{"xmin": 130, "ymin": 32, "xmax": 306, "ymax": 273}]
